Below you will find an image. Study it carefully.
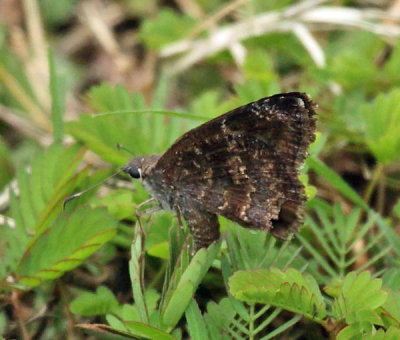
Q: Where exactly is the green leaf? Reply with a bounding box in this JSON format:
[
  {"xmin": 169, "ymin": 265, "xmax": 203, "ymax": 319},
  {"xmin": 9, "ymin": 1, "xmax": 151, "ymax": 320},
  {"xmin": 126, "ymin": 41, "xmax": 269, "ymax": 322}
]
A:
[
  {"xmin": 0, "ymin": 136, "xmax": 13, "ymax": 190},
  {"xmin": 70, "ymin": 286, "xmax": 119, "ymax": 316},
  {"xmin": 139, "ymin": 9, "xmax": 196, "ymax": 49},
  {"xmin": 185, "ymin": 299, "xmax": 209, "ymax": 340},
  {"xmin": 40, "ymin": 0, "xmax": 76, "ymax": 26},
  {"xmin": 393, "ymin": 198, "xmax": 400, "ymax": 219},
  {"xmin": 243, "ymin": 50, "xmax": 278, "ymax": 86},
  {"xmin": 307, "ymin": 156, "xmax": 367, "ymax": 209},
  {"xmin": 0, "ymin": 144, "xmax": 117, "ymax": 287},
  {"xmin": 229, "ymin": 268, "xmax": 326, "ymax": 321},
  {"xmin": 383, "ymin": 40, "xmax": 400, "ymax": 85},
  {"xmin": 76, "ymin": 323, "xmax": 150, "ymax": 339},
  {"xmin": 123, "ymin": 321, "xmax": 177, "ymax": 340},
  {"xmin": 161, "ymin": 242, "xmax": 220, "ymax": 329},
  {"xmin": 129, "ymin": 233, "xmax": 149, "ymax": 323},
  {"xmin": 225, "ymin": 224, "xmax": 306, "ymax": 271},
  {"xmin": 66, "ymin": 84, "xmax": 205, "ymax": 165},
  {"xmin": 361, "ymin": 89, "xmax": 400, "ymax": 164},
  {"xmin": 371, "ymin": 326, "xmax": 400, "ymax": 340},
  {"xmin": 163, "ymin": 280, "xmax": 194, "ymax": 327},
  {"xmin": 17, "ymin": 206, "xmax": 117, "ymax": 286},
  {"xmin": 327, "ymin": 32, "xmax": 384, "ymax": 93},
  {"xmin": 48, "ymin": 47, "xmax": 64, "ymax": 143},
  {"xmin": 330, "ymin": 272, "xmax": 387, "ymax": 324},
  {"xmin": 337, "ymin": 323, "xmax": 368, "ymax": 340},
  {"xmin": 299, "ymin": 203, "xmax": 382, "ymax": 281},
  {"xmin": 383, "ymin": 269, "xmax": 400, "ymax": 291},
  {"xmin": 307, "ymin": 156, "xmax": 400, "ymax": 256},
  {"xmin": 205, "ymin": 298, "xmax": 237, "ymax": 339},
  {"xmin": 381, "ymin": 290, "xmax": 400, "ymax": 327},
  {"xmin": 338, "ymin": 324, "xmax": 400, "ymax": 340}
]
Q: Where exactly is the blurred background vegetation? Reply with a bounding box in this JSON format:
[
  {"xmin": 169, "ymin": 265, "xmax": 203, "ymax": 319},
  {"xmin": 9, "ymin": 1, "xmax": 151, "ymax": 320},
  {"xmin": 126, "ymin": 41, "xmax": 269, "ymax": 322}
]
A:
[{"xmin": 1, "ymin": 0, "xmax": 400, "ymax": 339}]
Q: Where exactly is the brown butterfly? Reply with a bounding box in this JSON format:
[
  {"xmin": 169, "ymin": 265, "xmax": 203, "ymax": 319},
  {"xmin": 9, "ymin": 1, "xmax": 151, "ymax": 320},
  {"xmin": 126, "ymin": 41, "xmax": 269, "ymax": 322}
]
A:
[{"xmin": 123, "ymin": 92, "xmax": 317, "ymax": 250}]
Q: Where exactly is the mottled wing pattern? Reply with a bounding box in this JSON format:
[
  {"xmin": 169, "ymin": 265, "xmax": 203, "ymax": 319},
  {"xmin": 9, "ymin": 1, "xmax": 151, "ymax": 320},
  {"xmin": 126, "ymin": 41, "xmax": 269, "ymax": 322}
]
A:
[{"xmin": 148, "ymin": 92, "xmax": 316, "ymax": 247}]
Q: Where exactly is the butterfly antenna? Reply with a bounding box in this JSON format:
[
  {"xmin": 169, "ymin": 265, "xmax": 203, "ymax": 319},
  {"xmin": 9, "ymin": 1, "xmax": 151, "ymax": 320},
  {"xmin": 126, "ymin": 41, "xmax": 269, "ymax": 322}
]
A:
[
  {"xmin": 63, "ymin": 169, "xmax": 123, "ymax": 210},
  {"xmin": 116, "ymin": 143, "xmax": 134, "ymax": 155}
]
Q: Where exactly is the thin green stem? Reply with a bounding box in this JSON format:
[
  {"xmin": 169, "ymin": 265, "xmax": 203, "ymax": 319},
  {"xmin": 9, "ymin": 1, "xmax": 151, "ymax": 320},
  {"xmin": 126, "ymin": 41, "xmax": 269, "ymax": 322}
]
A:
[
  {"xmin": 249, "ymin": 303, "xmax": 255, "ymax": 340},
  {"xmin": 363, "ymin": 163, "xmax": 385, "ymax": 203}
]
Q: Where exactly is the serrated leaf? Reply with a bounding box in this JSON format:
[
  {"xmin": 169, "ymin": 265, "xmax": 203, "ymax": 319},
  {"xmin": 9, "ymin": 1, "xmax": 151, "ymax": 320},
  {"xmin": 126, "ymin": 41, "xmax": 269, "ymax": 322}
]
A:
[
  {"xmin": 17, "ymin": 206, "xmax": 117, "ymax": 286},
  {"xmin": 28, "ymin": 144, "xmax": 87, "ymax": 238},
  {"xmin": 1, "ymin": 144, "xmax": 112, "ymax": 286},
  {"xmin": 229, "ymin": 268, "xmax": 326, "ymax": 321}
]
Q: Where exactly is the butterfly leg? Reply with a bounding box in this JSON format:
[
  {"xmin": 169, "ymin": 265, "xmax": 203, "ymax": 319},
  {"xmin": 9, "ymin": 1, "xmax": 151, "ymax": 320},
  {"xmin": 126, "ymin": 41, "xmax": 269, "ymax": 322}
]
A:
[{"xmin": 135, "ymin": 198, "xmax": 161, "ymax": 235}]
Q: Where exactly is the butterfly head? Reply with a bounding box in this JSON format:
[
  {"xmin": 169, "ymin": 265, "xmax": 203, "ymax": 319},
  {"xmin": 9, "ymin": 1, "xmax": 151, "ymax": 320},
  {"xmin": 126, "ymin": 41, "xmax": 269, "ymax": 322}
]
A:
[{"xmin": 123, "ymin": 155, "xmax": 161, "ymax": 180}]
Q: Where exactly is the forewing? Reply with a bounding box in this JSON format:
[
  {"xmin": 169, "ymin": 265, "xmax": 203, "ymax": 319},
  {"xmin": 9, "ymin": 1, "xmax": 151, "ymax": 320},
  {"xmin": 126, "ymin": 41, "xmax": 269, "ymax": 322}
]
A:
[{"xmin": 151, "ymin": 92, "xmax": 317, "ymax": 238}]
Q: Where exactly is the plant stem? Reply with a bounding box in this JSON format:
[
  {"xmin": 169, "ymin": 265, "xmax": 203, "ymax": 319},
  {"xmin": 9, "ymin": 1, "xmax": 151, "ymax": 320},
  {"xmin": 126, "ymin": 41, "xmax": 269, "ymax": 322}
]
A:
[
  {"xmin": 11, "ymin": 291, "xmax": 31, "ymax": 340},
  {"xmin": 363, "ymin": 163, "xmax": 385, "ymax": 203},
  {"xmin": 249, "ymin": 303, "xmax": 255, "ymax": 340}
]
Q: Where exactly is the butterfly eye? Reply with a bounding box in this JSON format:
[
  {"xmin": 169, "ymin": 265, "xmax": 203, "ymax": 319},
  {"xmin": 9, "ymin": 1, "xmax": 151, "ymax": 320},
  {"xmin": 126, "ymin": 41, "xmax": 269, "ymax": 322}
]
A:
[{"xmin": 127, "ymin": 166, "xmax": 141, "ymax": 179}]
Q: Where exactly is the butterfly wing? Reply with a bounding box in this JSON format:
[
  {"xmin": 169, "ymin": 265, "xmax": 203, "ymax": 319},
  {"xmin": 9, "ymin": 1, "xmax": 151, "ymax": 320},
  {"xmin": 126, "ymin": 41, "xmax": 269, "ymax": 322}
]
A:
[{"xmin": 147, "ymin": 92, "xmax": 316, "ymax": 243}]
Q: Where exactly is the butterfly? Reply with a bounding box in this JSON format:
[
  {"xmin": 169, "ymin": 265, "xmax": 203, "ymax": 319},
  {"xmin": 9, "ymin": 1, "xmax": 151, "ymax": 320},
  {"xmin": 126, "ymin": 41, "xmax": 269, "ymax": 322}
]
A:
[{"xmin": 123, "ymin": 92, "xmax": 317, "ymax": 250}]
